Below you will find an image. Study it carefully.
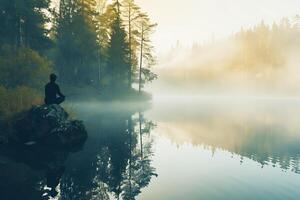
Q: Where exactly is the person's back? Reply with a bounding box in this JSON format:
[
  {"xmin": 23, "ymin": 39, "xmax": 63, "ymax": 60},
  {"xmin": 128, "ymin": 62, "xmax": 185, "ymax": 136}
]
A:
[
  {"xmin": 44, "ymin": 74, "xmax": 65, "ymax": 105},
  {"xmin": 45, "ymin": 82, "xmax": 59, "ymax": 104}
]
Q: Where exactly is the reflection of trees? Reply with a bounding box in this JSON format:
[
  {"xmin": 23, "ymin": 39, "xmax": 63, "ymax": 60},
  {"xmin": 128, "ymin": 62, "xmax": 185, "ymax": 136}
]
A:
[
  {"xmin": 233, "ymin": 127, "xmax": 300, "ymax": 173},
  {"xmin": 167, "ymin": 120, "xmax": 300, "ymax": 174},
  {"xmin": 0, "ymin": 143, "xmax": 77, "ymax": 200},
  {"xmin": 0, "ymin": 110, "xmax": 156, "ymax": 200},
  {"xmin": 60, "ymin": 111, "xmax": 157, "ymax": 200},
  {"xmin": 122, "ymin": 112, "xmax": 157, "ymax": 200},
  {"xmin": 157, "ymin": 105, "xmax": 300, "ymax": 174}
]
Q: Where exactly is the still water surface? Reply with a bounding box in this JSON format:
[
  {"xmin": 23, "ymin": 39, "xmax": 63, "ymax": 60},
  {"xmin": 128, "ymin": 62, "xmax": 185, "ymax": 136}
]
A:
[{"xmin": 1, "ymin": 97, "xmax": 300, "ymax": 200}]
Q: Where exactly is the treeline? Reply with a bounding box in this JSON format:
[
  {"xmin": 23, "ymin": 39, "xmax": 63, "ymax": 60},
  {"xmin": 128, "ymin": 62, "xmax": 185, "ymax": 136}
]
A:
[
  {"xmin": 55, "ymin": 0, "xmax": 157, "ymax": 92},
  {"xmin": 162, "ymin": 16, "xmax": 300, "ymax": 87},
  {"xmin": 232, "ymin": 17, "xmax": 300, "ymax": 70},
  {"xmin": 0, "ymin": 0, "xmax": 157, "ymax": 117}
]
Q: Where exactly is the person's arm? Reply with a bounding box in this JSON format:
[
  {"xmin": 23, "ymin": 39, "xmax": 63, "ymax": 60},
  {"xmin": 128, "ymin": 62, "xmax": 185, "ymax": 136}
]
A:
[{"xmin": 56, "ymin": 85, "xmax": 65, "ymax": 98}]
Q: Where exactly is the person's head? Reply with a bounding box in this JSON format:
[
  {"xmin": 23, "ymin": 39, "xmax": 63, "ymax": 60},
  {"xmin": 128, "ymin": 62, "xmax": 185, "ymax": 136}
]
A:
[{"xmin": 50, "ymin": 73, "xmax": 57, "ymax": 83}]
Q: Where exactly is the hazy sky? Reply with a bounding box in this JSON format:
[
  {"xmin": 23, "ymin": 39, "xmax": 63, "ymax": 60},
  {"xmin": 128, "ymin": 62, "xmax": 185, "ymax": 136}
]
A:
[{"xmin": 136, "ymin": 0, "xmax": 300, "ymax": 54}]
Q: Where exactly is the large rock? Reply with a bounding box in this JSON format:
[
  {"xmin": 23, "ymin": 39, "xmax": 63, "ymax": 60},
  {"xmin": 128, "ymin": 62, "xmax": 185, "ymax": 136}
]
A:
[
  {"xmin": 0, "ymin": 105, "xmax": 87, "ymax": 199},
  {"xmin": 12, "ymin": 104, "xmax": 87, "ymax": 149}
]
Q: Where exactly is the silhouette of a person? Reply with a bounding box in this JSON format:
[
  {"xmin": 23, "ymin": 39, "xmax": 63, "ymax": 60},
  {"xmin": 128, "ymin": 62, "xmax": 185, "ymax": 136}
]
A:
[{"xmin": 44, "ymin": 74, "xmax": 65, "ymax": 105}]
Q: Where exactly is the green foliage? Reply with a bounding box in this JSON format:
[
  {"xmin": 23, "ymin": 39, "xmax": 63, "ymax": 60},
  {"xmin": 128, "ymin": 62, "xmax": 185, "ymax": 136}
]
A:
[
  {"xmin": 0, "ymin": 0, "xmax": 157, "ymax": 121},
  {"xmin": 53, "ymin": 0, "xmax": 157, "ymax": 93},
  {"xmin": 0, "ymin": 45, "xmax": 49, "ymax": 118},
  {"xmin": 98, "ymin": 0, "xmax": 157, "ymax": 93},
  {"xmin": 122, "ymin": 0, "xmax": 143, "ymax": 86},
  {"xmin": 55, "ymin": 0, "xmax": 100, "ymax": 85},
  {"xmin": 139, "ymin": 68, "xmax": 158, "ymax": 89},
  {"xmin": 136, "ymin": 14, "xmax": 157, "ymax": 91},
  {"xmin": 0, "ymin": 86, "xmax": 42, "ymax": 119},
  {"xmin": 0, "ymin": 0, "xmax": 52, "ymax": 51},
  {"xmin": 0, "ymin": 0, "xmax": 53, "ymax": 118},
  {"xmin": 96, "ymin": 3, "xmax": 118, "ymax": 63},
  {"xmin": 105, "ymin": 11, "xmax": 131, "ymax": 91},
  {"xmin": 0, "ymin": 45, "xmax": 52, "ymax": 89}
]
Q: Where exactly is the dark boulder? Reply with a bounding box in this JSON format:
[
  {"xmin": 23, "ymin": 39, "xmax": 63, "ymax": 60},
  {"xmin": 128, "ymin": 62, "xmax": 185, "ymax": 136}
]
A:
[
  {"xmin": 12, "ymin": 104, "xmax": 87, "ymax": 149},
  {"xmin": 0, "ymin": 105, "xmax": 87, "ymax": 199}
]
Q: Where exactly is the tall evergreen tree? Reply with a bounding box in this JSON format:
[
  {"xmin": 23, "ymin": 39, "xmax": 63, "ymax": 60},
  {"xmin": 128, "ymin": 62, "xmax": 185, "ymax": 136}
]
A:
[
  {"xmin": 95, "ymin": 0, "xmax": 107, "ymax": 86},
  {"xmin": 96, "ymin": 2, "xmax": 115, "ymax": 52},
  {"xmin": 122, "ymin": 0, "xmax": 141, "ymax": 88},
  {"xmin": 56, "ymin": 0, "xmax": 99, "ymax": 85},
  {"xmin": 105, "ymin": 2, "xmax": 130, "ymax": 91},
  {"xmin": 136, "ymin": 13, "xmax": 157, "ymax": 92}
]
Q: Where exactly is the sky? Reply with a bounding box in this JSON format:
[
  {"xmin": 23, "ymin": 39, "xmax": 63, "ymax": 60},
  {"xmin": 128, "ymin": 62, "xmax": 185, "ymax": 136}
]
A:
[{"xmin": 135, "ymin": 0, "xmax": 300, "ymax": 54}]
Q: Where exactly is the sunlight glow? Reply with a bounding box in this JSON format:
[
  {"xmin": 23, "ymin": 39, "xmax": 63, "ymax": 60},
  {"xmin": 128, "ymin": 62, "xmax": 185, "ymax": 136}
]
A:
[{"xmin": 136, "ymin": 0, "xmax": 300, "ymax": 54}]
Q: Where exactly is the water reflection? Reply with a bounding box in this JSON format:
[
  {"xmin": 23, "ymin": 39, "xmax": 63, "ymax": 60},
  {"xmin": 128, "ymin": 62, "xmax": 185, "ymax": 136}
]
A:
[
  {"xmin": 60, "ymin": 109, "xmax": 157, "ymax": 200},
  {"xmin": 0, "ymin": 141, "xmax": 83, "ymax": 199},
  {"xmin": 0, "ymin": 105, "xmax": 157, "ymax": 200},
  {"xmin": 148, "ymin": 99, "xmax": 300, "ymax": 174},
  {"xmin": 2, "ymin": 99, "xmax": 300, "ymax": 200}
]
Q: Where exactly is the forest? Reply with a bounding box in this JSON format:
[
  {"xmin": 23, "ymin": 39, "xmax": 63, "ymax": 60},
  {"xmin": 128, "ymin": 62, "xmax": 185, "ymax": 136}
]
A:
[
  {"xmin": 0, "ymin": 0, "xmax": 157, "ymax": 118},
  {"xmin": 158, "ymin": 16, "xmax": 300, "ymax": 94}
]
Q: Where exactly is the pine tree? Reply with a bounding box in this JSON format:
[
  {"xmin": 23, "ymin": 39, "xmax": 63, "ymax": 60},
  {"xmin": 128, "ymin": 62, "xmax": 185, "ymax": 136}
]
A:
[
  {"xmin": 106, "ymin": 17, "xmax": 130, "ymax": 91},
  {"xmin": 95, "ymin": 0, "xmax": 107, "ymax": 86},
  {"xmin": 136, "ymin": 13, "xmax": 157, "ymax": 92},
  {"xmin": 122, "ymin": 0, "xmax": 141, "ymax": 88},
  {"xmin": 56, "ymin": 0, "xmax": 99, "ymax": 85},
  {"xmin": 106, "ymin": 2, "xmax": 130, "ymax": 92}
]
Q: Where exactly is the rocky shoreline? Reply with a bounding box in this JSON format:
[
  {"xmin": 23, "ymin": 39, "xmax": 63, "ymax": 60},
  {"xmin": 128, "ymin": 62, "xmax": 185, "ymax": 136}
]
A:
[{"xmin": 1, "ymin": 104, "xmax": 87, "ymax": 148}]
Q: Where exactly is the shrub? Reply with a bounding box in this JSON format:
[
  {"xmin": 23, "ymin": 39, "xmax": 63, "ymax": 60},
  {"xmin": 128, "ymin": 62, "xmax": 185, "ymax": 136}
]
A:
[
  {"xmin": 0, "ymin": 45, "xmax": 52, "ymax": 89},
  {"xmin": 0, "ymin": 86, "xmax": 43, "ymax": 119}
]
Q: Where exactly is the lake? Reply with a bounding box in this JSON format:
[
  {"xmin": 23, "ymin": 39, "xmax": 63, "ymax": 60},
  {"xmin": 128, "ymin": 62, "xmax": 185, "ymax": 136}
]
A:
[{"xmin": 1, "ymin": 96, "xmax": 300, "ymax": 200}]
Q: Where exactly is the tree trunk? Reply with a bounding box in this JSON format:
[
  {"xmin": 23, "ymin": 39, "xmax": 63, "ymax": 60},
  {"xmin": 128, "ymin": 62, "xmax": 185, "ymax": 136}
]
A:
[
  {"xmin": 98, "ymin": 49, "xmax": 101, "ymax": 87},
  {"xmin": 138, "ymin": 25, "xmax": 144, "ymax": 93},
  {"xmin": 128, "ymin": 4, "xmax": 132, "ymax": 89}
]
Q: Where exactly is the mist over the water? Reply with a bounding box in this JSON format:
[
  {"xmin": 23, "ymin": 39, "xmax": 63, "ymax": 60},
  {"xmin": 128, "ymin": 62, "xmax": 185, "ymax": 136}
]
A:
[{"xmin": 149, "ymin": 18, "xmax": 300, "ymax": 99}]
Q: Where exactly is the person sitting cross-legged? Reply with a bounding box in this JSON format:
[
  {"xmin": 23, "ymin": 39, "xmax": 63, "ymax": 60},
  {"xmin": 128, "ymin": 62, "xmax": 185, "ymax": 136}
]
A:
[{"xmin": 44, "ymin": 74, "xmax": 65, "ymax": 105}]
